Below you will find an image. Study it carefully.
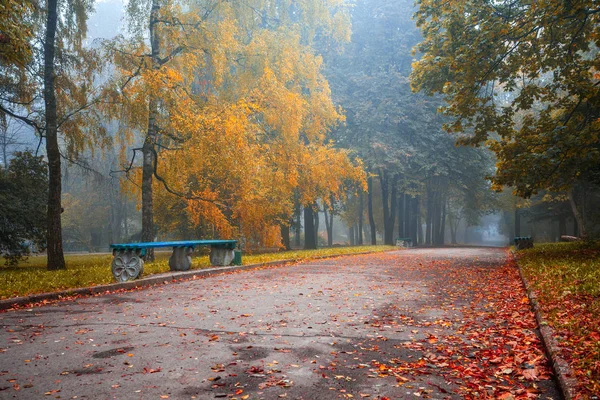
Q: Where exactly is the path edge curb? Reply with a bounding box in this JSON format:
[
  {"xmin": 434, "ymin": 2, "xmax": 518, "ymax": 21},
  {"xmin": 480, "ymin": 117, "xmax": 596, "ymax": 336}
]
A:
[
  {"xmin": 513, "ymin": 251, "xmax": 577, "ymax": 400},
  {"xmin": 0, "ymin": 248, "xmax": 398, "ymax": 312}
]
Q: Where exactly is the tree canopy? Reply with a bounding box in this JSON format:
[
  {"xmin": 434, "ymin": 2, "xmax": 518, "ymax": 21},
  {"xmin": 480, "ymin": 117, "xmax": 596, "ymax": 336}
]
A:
[{"xmin": 411, "ymin": 0, "xmax": 600, "ymax": 199}]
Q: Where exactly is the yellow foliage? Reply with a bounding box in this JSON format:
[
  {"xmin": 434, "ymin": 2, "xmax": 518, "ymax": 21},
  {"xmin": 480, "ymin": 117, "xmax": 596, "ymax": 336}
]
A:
[{"xmin": 107, "ymin": 0, "xmax": 361, "ymax": 248}]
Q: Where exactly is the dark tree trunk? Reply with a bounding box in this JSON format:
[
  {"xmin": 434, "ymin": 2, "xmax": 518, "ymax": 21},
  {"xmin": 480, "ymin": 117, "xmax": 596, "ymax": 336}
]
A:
[
  {"xmin": 349, "ymin": 225, "xmax": 355, "ymax": 246},
  {"xmin": 357, "ymin": 193, "xmax": 364, "ymax": 245},
  {"xmin": 416, "ymin": 196, "xmax": 423, "ymax": 245},
  {"xmin": 568, "ymin": 188, "xmax": 585, "ymax": 237},
  {"xmin": 44, "ymin": 0, "xmax": 65, "ymax": 270},
  {"xmin": 397, "ymin": 193, "xmax": 405, "ymax": 238},
  {"xmin": 404, "ymin": 193, "xmax": 410, "ymax": 238},
  {"xmin": 437, "ymin": 193, "xmax": 446, "ymax": 245},
  {"xmin": 294, "ymin": 199, "xmax": 301, "ymax": 248},
  {"xmin": 409, "ymin": 195, "xmax": 419, "ymax": 245},
  {"xmin": 141, "ymin": 0, "xmax": 162, "ymax": 261},
  {"xmin": 558, "ymin": 214, "xmax": 566, "ymax": 238},
  {"xmin": 304, "ymin": 205, "xmax": 317, "ymax": 249},
  {"xmin": 281, "ymin": 224, "xmax": 291, "ymax": 250},
  {"xmin": 449, "ymin": 216, "xmax": 458, "ymax": 244},
  {"xmin": 514, "ymin": 208, "xmax": 521, "ymax": 237},
  {"xmin": 388, "ymin": 175, "xmax": 398, "ymax": 244},
  {"xmin": 432, "ymin": 189, "xmax": 441, "ymax": 245},
  {"xmin": 314, "ymin": 205, "xmax": 319, "ymax": 242},
  {"xmin": 324, "ymin": 206, "xmax": 333, "ymax": 247},
  {"xmin": 425, "ymin": 181, "xmax": 433, "ymax": 245},
  {"xmin": 379, "ymin": 170, "xmax": 397, "ymax": 245},
  {"xmin": 367, "ymin": 176, "xmax": 376, "ymax": 245}
]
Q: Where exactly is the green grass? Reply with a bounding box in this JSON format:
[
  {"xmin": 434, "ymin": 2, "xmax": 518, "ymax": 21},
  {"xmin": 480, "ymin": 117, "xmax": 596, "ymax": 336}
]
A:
[{"xmin": 0, "ymin": 245, "xmax": 394, "ymax": 300}]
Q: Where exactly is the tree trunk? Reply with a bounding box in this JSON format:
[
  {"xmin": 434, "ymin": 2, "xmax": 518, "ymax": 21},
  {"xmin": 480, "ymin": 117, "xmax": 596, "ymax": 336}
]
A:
[
  {"xmin": 514, "ymin": 208, "xmax": 521, "ymax": 237},
  {"xmin": 405, "ymin": 193, "xmax": 411, "ymax": 238},
  {"xmin": 314, "ymin": 205, "xmax": 319, "ymax": 243},
  {"xmin": 416, "ymin": 196, "xmax": 423, "ymax": 245},
  {"xmin": 409, "ymin": 195, "xmax": 418, "ymax": 245},
  {"xmin": 294, "ymin": 200, "xmax": 301, "ymax": 248},
  {"xmin": 438, "ymin": 193, "xmax": 446, "ymax": 245},
  {"xmin": 141, "ymin": 0, "xmax": 162, "ymax": 261},
  {"xmin": 281, "ymin": 224, "xmax": 291, "ymax": 250},
  {"xmin": 357, "ymin": 193, "xmax": 364, "ymax": 245},
  {"xmin": 432, "ymin": 189, "xmax": 441, "ymax": 245},
  {"xmin": 44, "ymin": 0, "xmax": 65, "ymax": 270},
  {"xmin": 425, "ymin": 181, "xmax": 432, "ymax": 245},
  {"xmin": 324, "ymin": 206, "xmax": 333, "ymax": 247},
  {"xmin": 304, "ymin": 205, "xmax": 317, "ymax": 249},
  {"xmin": 397, "ymin": 193, "xmax": 405, "ymax": 238},
  {"xmin": 568, "ymin": 188, "xmax": 586, "ymax": 237},
  {"xmin": 449, "ymin": 215, "xmax": 457, "ymax": 244},
  {"xmin": 379, "ymin": 170, "xmax": 397, "ymax": 245},
  {"xmin": 349, "ymin": 225, "xmax": 355, "ymax": 246},
  {"xmin": 367, "ymin": 175, "xmax": 376, "ymax": 245},
  {"xmin": 558, "ymin": 214, "xmax": 566, "ymax": 237},
  {"xmin": 388, "ymin": 175, "xmax": 398, "ymax": 245}
]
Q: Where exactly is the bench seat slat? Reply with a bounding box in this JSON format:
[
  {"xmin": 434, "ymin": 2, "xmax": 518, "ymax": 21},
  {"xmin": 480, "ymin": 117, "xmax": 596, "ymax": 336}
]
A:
[{"xmin": 110, "ymin": 240, "xmax": 237, "ymax": 250}]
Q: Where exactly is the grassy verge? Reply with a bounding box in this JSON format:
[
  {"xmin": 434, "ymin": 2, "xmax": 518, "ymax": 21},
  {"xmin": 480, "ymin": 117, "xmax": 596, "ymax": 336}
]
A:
[
  {"xmin": 517, "ymin": 241, "xmax": 600, "ymax": 397},
  {"xmin": 0, "ymin": 245, "xmax": 394, "ymax": 300}
]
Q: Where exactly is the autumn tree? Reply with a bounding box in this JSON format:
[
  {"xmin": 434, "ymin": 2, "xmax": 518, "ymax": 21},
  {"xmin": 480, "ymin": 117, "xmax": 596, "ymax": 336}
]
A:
[
  {"xmin": 0, "ymin": 0, "xmax": 105, "ymax": 269},
  {"xmin": 107, "ymin": 0, "xmax": 363, "ymax": 251},
  {"xmin": 411, "ymin": 0, "xmax": 600, "ymax": 236}
]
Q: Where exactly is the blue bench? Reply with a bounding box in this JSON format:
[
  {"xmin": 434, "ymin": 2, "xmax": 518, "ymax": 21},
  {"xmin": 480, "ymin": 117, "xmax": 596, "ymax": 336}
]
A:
[
  {"xmin": 109, "ymin": 240, "xmax": 237, "ymax": 282},
  {"xmin": 514, "ymin": 236, "xmax": 533, "ymax": 250}
]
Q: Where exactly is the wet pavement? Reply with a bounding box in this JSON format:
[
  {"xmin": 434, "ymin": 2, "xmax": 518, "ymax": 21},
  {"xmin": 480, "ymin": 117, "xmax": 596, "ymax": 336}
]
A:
[{"xmin": 0, "ymin": 247, "xmax": 561, "ymax": 399}]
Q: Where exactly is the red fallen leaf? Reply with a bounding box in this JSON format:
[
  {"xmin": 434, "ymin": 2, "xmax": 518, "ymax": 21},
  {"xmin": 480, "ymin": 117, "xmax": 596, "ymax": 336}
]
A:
[
  {"xmin": 521, "ymin": 368, "xmax": 538, "ymax": 380},
  {"xmin": 143, "ymin": 367, "xmax": 162, "ymax": 374},
  {"xmin": 235, "ymin": 389, "xmax": 243, "ymax": 395},
  {"xmin": 247, "ymin": 366, "xmax": 264, "ymax": 374}
]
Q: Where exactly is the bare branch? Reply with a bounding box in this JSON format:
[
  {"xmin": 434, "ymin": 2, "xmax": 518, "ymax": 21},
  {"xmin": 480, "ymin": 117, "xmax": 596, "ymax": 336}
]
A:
[
  {"xmin": 0, "ymin": 104, "xmax": 42, "ymax": 134},
  {"xmin": 150, "ymin": 146, "xmax": 226, "ymax": 207}
]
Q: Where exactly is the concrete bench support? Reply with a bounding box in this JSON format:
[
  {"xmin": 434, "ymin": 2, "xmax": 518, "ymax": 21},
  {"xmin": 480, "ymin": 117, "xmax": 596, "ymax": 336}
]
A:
[
  {"xmin": 112, "ymin": 249, "xmax": 145, "ymax": 282},
  {"xmin": 209, "ymin": 247, "xmax": 235, "ymax": 266},
  {"xmin": 169, "ymin": 246, "xmax": 194, "ymax": 271}
]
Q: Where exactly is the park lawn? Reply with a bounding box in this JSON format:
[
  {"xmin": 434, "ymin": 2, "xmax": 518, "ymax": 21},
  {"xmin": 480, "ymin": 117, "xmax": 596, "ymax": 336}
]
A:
[
  {"xmin": 0, "ymin": 245, "xmax": 394, "ymax": 300},
  {"xmin": 517, "ymin": 241, "xmax": 600, "ymax": 397}
]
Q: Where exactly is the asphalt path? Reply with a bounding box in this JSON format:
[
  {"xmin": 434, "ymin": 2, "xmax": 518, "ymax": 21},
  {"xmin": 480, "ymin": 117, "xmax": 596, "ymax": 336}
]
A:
[{"xmin": 0, "ymin": 248, "xmax": 561, "ymax": 399}]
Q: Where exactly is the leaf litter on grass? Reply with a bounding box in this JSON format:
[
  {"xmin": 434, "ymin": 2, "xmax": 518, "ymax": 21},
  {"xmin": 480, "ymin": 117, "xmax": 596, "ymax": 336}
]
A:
[{"xmin": 518, "ymin": 242, "xmax": 600, "ymax": 398}]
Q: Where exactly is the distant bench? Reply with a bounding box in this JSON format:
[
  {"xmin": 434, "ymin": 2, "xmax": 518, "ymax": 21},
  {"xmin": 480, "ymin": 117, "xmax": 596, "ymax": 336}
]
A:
[
  {"xmin": 109, "ymin": 240, "xmax": 237, "ymax": 282},
  {"xmin": 514, "ymin": 236, "xmax": 533, "ymax": 250},
  {"xmin": 396, "ymin": 237, "xmax": 413, "ymax": 247}
]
